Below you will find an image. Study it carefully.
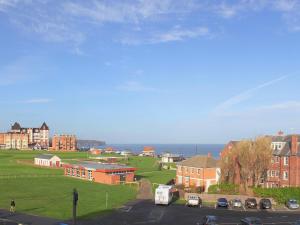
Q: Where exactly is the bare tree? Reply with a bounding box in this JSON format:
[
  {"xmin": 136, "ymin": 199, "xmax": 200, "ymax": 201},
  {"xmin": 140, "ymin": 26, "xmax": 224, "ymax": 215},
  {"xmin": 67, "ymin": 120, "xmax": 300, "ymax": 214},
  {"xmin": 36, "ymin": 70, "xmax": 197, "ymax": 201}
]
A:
[
  {"xmin": 234, "ymin": 140, "xmax": 255, "ymax": 192},
  {"xmin": 252, "ymin": 137, "xmax": 272, "ymax": 187}
]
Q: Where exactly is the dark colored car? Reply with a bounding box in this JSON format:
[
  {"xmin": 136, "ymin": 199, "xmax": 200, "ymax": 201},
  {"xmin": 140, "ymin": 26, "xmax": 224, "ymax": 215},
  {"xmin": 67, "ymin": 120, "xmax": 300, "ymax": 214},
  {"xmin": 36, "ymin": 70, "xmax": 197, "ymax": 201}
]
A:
[
  {"xmin": 201, "ymin": 216, "xmax": 218, "ymax": 225},
  {"xmin": 241, "ymin": 217, "xmax": 262, "ymax": 225},
  {"xmin": 216, "ymin": 198, "xmax": 229, "ymax": 208},
  {"xmin": 259, "ymin": 198, "xmax": 272, "ymax": 209},
  {"xmin": 245, "ymin": 198, "xmax": 258, "ymax": 209}
]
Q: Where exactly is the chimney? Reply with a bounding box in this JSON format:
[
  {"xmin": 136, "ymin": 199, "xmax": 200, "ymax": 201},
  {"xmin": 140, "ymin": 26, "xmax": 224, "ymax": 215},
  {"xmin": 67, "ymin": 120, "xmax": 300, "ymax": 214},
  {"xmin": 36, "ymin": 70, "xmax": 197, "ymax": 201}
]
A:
[
  {"xmin": 278, "ymin": 130, "xmax": 284, "ymax": 136},
  {"xmin": 207, "ymin": 152, "xmax": 211, "ymax": 158},
  {"xmin": 291, "ymin": 135, "xmax": 298, "ymax": 155}
]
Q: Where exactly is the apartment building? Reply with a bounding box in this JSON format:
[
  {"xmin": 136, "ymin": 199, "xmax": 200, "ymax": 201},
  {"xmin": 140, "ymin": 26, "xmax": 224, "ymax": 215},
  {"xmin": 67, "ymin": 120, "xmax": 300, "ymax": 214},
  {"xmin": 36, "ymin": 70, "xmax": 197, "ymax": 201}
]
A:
[
  {"xmin": 176, "ymin": 154, "xmax": 221, "ymax": 192},
  {"xmin": 10, "ymin": 122, "xmax": 49, "ymax": 149},
  {"xmin": 221, "ymin": 132, "xmax": 300, "ymax": 188},
  {"xmin": 52, "ymin": 134, "xmax": 77, "ymax": 151},
  {"xmin": 0, "ymin": 132, "xmax": 29, "ymax": 149}
]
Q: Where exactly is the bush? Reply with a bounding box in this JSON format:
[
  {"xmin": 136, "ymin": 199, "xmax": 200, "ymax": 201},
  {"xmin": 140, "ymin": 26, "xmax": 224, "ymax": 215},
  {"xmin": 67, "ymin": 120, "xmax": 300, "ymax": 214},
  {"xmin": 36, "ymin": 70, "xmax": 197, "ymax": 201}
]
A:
[
  {"xmin": 208, "ymin": 183, "xmax": 239, "ymax": 195},
  {"xmin": 253, "ymin": 187, "xmax": 300, "ymax": 204}
]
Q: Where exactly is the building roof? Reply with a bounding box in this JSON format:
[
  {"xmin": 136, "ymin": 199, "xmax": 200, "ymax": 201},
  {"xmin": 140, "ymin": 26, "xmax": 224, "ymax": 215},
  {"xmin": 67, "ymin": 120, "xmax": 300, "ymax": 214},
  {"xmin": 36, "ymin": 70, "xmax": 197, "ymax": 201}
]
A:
[
  {"xmin": 65, "ymin": 161, "xmax": 136, "ymax": 171},
  {"xmin": 40, "ymin": 122, "xmax": 49, "ymax": 130},
  {"xmin": 177, "ymin": 155, "xmax": 220, "ymax": 168},
  {"xmin": 35, "ymin": 154, "xmax": 58, "ymax": 160},
  {"xmin": 162, "ymin": 153, "xmax": 181, "ymax": 158},
  {"xmin": 11, "ymin": 122, "xmax": 21, "ymax": 130}
]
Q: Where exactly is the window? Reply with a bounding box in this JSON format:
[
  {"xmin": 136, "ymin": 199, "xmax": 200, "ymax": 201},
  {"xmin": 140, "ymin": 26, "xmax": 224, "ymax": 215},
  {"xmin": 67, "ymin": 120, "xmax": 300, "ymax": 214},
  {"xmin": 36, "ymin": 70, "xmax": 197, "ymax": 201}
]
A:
[
  {"xmin": 284, "ymin": 157, "xmax": 289, "ymax": 166},
  {"xmin": 275, "ymin": 170, "xmax": 279, "ymax": 177},
  {"xmin": 198, "ymin": 169, "xmax": 201, "ymax": 174},
  {"xmin": 185, "ymin": 167, "xmax": 188, "ymax": 173},
  {"xmin": 191, "ymin": 168, "xmax": 194, "ymax": 174},
  {"xmin": 271, "ymin": 170, "xmax": 275, "ymax": 177},
  {"xmin": 275, "ymin": 156, "xmax": 280, "ymax": 163},
  {"xmin": 283, "ymin": 171, "xmax": 288, "ymax": 180}
]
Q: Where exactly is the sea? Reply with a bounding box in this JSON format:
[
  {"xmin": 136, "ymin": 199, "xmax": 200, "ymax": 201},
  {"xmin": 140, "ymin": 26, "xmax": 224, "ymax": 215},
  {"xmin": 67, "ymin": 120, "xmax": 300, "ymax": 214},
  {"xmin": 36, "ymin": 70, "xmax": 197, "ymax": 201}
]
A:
[{"xmin": 101, "ymin": 144, "xmax": 224, "ymax": 159}]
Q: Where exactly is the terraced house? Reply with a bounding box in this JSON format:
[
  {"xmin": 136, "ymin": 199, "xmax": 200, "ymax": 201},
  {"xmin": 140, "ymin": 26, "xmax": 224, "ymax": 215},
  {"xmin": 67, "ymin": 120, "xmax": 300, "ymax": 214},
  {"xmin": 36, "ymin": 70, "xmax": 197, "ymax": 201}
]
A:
[
  {"xmin": 221, "ymin": 132, "xmax": 300, "ymax": 188},
  {"xmin": 176, "ymin": 154, "xmax": 221, "ymax": 192}
]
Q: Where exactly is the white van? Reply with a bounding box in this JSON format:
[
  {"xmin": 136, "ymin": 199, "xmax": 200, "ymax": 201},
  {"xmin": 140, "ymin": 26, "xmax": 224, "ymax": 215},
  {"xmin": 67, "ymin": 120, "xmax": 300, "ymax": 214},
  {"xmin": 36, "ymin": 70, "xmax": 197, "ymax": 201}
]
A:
[{"xmin": 155, "ymin": 185, "xmax": 173, "ymax": 205}]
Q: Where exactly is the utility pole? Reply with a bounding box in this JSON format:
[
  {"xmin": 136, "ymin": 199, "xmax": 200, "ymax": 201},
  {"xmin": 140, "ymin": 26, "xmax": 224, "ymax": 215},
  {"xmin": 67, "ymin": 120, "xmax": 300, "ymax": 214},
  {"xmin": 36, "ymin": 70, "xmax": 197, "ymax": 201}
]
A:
[{"xmin": 73, "ymin": 188, "xmax": 78, "ymax": 225}]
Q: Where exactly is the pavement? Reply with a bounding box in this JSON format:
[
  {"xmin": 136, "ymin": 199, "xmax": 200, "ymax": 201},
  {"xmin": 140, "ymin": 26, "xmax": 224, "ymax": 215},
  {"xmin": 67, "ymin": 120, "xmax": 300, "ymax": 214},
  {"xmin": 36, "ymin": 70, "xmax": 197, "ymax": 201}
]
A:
[
  {"xmin": 0, "ymin": 209, "xmax": 60, "ymax": 225},
  {"xmin": 2, "ymin": 200, "xmax": 300, "ymax": 225}
]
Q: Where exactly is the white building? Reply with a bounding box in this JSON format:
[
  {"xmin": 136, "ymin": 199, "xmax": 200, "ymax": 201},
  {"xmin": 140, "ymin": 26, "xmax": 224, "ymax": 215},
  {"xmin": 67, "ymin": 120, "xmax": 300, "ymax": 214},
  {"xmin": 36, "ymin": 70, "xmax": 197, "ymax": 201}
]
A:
[
  {"xmin": 161, "ymin": 153, "xmax": 183, "ymax": 163},
  {"xmin": 34, "ymin": 154, "xmax": 61, "ymax": 167}
]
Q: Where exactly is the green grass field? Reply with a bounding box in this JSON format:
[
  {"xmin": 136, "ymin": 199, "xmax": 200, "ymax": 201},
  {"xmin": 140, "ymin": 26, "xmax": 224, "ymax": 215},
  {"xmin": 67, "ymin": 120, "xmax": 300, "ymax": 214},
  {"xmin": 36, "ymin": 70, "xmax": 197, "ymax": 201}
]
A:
[{"xmin": 0, "ymin": 150, "xmax": 175, "ymax": 219}]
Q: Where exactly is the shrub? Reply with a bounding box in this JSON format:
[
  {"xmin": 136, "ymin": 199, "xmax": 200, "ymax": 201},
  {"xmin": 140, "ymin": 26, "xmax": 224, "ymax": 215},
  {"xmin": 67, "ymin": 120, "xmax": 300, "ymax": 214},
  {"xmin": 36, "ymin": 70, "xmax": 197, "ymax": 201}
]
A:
[
  {"xmin": 253, "ymin": 187, "xmax": 300, "ymax": 204},
  {"xmin": 208, "ymin": 183, "xmax": 239, "ymax": 195}
]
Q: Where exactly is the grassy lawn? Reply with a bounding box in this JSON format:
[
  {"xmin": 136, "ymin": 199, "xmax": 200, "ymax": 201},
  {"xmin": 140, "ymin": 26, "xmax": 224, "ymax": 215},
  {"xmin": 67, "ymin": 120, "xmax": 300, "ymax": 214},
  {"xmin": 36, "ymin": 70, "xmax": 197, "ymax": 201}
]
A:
[{"xmin": 0, "ymin": 150, "xmax": 176, "ymax": 219}]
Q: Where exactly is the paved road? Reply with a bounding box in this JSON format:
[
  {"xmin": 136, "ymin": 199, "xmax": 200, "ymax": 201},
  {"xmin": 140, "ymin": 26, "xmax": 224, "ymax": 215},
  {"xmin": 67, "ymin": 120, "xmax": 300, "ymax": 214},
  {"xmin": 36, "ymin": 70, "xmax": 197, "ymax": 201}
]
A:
[
  {"xmin": 0, "ymin": 209, "xmax": 60, "ymax": 225},
  {"xmin": 2, "ymin": 200, "xmax": 300, "ymax": 225},
  {"xmin": 77, "ymin": 200, "xmax": 300, "ymax": 225}
]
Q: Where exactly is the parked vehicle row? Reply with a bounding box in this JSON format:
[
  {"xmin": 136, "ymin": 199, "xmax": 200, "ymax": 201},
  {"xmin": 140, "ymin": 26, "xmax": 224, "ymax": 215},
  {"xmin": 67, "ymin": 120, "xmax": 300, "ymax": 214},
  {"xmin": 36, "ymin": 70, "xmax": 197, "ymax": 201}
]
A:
[{"xmin": 155, "ymin": 187, "xmax": 300, "ymax": 212}]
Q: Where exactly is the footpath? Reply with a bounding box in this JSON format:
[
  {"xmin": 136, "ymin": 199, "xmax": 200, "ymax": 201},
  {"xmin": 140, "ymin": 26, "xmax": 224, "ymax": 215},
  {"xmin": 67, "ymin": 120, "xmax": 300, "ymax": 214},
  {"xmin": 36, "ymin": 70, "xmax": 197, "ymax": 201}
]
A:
[
  {"xmin": 0, "ymin": 209, "xmax": 60, "ymax": 225},
  {"xmin": 137, "ymin": 179, "xmax": 153, "ymax": 200}
]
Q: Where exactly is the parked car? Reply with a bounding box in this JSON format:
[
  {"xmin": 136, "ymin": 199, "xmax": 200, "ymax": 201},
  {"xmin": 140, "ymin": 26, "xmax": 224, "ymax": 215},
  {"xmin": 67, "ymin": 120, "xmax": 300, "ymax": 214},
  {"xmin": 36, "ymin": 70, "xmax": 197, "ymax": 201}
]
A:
[
  {"xmin": 286, "ymin": 199, "xmax": 300, "ymax": 210},
  {"xmin": 294, "ymin": 220, "xmax": 300, "ymax": 225},
  {"xmin": 230, "ymin": 199, "xmax": 242, "ymax": 208},
  {"xmin": 186, "ymin": 194, "xmax": 202, "ymax": 207},
  {"xmin": 259, "ymin": 198, "xmax": 272, "ymax": 209},
  {"xmin": 201, "ymin": 216, "xmax": 218, "ymax": 225},
  {"xmin": 216, "ymin": 198, "xmax": 229, "ymax": 208},
  {"xmin": 240, "ymin": 217, "xmax": 262, "ymax": 225},
  {"xmin": 245, "ymin": 198, "xmax": 258, "ymax": 209}
]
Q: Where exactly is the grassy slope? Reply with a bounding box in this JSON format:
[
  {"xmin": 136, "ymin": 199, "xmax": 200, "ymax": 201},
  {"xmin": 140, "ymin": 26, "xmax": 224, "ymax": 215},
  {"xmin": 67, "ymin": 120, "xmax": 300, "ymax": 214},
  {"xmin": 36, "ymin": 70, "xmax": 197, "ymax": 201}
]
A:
[
  {"xmin": 0, "ymin": 150, "xmax": 176, "ymax": 219},
  {"xmin": 0, "ymin": 151, "xmax": 136, "ymax": 219}
]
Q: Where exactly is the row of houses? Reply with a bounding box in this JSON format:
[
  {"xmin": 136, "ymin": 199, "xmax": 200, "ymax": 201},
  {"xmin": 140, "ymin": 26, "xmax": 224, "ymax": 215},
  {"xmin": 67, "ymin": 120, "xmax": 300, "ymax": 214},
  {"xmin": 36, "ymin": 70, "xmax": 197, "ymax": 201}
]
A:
[
  {"xmin": 0, "ymin": 122, "xmax": 77, "ymax": 151},
  {"xmin": 221, "ymin": 132, "xmax": 300, "ymax": 188},
  {"xmin": 175, "ymin": 131, "xmax": 300, "ymax": 192}
]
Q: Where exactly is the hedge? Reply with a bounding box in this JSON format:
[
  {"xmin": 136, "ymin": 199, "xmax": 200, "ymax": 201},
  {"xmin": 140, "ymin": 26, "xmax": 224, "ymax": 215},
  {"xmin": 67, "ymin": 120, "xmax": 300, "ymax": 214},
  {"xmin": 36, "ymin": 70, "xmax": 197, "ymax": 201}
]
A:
[
  {"xmin": 208, "ymin": 183, "xmax": 239, "ymax": 195},
  {"xmin": 253, "ymin": 187, "xmax": 300, "ymax": 204}
]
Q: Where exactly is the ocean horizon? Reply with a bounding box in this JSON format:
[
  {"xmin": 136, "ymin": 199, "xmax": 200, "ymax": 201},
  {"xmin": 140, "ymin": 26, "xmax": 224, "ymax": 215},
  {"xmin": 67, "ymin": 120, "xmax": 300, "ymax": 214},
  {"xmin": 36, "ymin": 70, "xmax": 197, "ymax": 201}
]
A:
[{"xmin": 102, "ymin": 144, "xmax": 224, "ymax": 158}]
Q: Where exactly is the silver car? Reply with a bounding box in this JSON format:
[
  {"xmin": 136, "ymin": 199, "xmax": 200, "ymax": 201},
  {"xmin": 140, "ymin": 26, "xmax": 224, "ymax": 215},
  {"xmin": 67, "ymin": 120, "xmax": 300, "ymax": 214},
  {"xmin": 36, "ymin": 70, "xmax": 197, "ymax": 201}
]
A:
[
  {"xmin": 286, "ymin": 199, "xmax": 300, "ymax": 210},
  {"xmin": 231, "ymin": 199, "xmax": 242, "ymax": 208}
]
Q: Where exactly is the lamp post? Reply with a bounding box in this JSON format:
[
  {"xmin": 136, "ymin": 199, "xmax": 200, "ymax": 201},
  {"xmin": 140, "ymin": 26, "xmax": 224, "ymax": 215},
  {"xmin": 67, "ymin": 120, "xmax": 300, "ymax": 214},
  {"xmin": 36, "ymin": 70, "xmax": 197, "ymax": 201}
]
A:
[{"xmin": 73, "ymin": 188, "xmax": 78, "ymax": 225}]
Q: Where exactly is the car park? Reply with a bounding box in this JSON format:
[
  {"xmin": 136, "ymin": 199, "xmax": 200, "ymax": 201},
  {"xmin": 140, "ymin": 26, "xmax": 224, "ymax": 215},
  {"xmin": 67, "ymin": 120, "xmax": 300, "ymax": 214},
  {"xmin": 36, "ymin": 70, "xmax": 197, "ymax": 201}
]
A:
[
  {"xmin": 230, "ymin": 199, "xmax": 242, "ymax": 208},
  {"xmin": 259, "ymin": 198, "xmax": 272, "ymax": 209},
  {"xmin": 201, "ymin": 215, "xmax": 218, "ymax": 225},
  {"xmin": 186, "ymin": 194, "xmax": 202, "ymax": 207},
  {"xmin": 286, "ymin": 199, "xmax": 300, "ymax": 210},
  {"xmin": 245, "ymin": 198, "xmax": 257, "ymax": 209},
  {"xmin": 216, "ymin": 198, "xmax": 229, "ymax": 208},
  {"xmin": 240, "ymin": 217, "xmax": 262, "ymax": 225}
]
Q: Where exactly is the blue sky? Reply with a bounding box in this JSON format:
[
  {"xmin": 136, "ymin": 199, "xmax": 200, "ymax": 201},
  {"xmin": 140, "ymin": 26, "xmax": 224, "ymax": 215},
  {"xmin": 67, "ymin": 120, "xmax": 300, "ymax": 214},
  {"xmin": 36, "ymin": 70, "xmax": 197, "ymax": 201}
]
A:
[{"xmin": 1, "ymin": 0, "xmax": 300, "ymax": 144}]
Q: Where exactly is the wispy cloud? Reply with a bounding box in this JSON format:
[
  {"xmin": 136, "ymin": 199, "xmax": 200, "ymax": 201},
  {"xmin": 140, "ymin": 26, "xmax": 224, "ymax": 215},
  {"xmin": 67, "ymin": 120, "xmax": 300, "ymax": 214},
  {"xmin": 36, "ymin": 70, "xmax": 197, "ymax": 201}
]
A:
[
  {"xmin": 151, "ymin": 26, "xmax": 209, "ymax": 43},
  {"xmin": 1, "ymin": 0, "xmax": 300, "ymax": 50},
  {"xmin": 20, "ymin": 98, "xmax": 53, "ymax": 104},
  {"xmin": 0, "ymin": 57, "xmax": 36, "ymax": 86},
  {"xmin": 117, "ymin": 81, "xmax": 158, "ymax": 92},
  {"xmin": 214, "ymin": 75, "xmax": 289, "ymax": 114}
]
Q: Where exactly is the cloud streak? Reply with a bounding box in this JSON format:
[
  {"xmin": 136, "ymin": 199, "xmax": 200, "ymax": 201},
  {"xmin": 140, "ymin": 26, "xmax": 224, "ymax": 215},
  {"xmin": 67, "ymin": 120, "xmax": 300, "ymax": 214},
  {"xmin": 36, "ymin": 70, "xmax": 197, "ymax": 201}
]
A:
[
  {"xmin": 117, "ymin": 81, "xmax": 158, "ymax": 92},
  {"xmin": 20, "ymin": 98, "xmax": 53, "ymax": 104},
  {"xmin": 214, "ymin": 75, "xmax": 289, "ymax": 114}
]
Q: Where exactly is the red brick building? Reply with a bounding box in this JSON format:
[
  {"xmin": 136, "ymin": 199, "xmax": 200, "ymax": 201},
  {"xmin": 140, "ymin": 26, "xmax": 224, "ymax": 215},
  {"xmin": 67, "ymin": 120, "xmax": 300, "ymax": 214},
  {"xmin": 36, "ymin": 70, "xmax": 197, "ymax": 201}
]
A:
[
  {"xmin": 63, "ymin": 162, "xmax": 136, "ymax": 185},
  {"xmin": 51, "ymin": 135, "xmax": 77, "ymax": 151},
  {"xmin": 221, "ymin": 133, "xmax": 300, "ymax": 188},
  {"xmin": 176, "ymin": 154, "xmax": 221, "ymax": 192}
]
